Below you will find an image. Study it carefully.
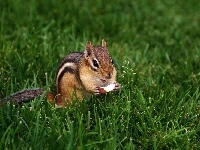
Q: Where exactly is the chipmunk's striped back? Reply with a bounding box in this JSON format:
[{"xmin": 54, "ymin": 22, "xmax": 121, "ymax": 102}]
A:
[{"xmin": 56, "ymin": 52, "xmax": 84, "ymax": 91}]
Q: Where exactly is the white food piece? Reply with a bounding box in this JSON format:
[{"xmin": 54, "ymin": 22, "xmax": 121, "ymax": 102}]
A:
[{"xmin": 101, "ymin": 83, "xmax": 115, "ymax": 92}]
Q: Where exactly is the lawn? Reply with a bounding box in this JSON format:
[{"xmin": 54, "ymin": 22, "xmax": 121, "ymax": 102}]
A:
[{"xmin": 0, "ymin": 0, "xmax": 200, "ymax": 149}]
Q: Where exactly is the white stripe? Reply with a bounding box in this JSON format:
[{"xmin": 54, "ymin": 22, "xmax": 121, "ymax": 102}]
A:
[{"xmin": 56, "ymin": 62, "xmax": 76, "ymax": 84}]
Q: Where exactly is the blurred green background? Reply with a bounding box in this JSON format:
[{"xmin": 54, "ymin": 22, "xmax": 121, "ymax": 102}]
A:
[{"xmin": 0, "ymin": 0, "xmax": 200, "ymax": 149}]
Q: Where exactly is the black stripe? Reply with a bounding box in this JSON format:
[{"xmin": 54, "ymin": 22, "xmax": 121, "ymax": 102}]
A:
[
  {"xmin": 59, "ymin": 58, "xmax": 76, "ymax": 69},
  {"xmin": 57, "ymin": 67, "xmax": 75, "ymax": 84},
  {"xmin": 58, "ymin": 52, "xmax": 83, "ymax": 72}
]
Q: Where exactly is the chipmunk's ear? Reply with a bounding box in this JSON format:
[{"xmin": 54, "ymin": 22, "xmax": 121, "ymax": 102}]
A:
[
  {"xmin": 85, "ymin": 41, "xmax": 93, "ymax": 57},
  {"xmin": 102, "ymin": 39, "xmax": 106, "ymax": 48}
]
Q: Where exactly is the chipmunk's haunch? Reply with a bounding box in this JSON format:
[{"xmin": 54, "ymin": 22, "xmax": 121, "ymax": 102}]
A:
[{"xmin": 1, "ymin": 40, "xmax": 120, "ymax": 106}]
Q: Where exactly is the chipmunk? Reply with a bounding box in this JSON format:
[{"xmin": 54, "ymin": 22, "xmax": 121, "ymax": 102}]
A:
[{"xmin": 1, "ymin": 40, "xmax": 120, "ymax": 106}]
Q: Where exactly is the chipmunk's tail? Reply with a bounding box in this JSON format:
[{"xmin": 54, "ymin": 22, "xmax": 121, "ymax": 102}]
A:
[{"xmin": 1, "ymin": 88, "xmax": 45, "ymax": 104}]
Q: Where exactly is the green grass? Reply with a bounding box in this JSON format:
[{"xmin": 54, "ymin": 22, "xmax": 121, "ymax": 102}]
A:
[{"xmin": 0, "ymin": 0, "xmax": 200, "ymax": 149}]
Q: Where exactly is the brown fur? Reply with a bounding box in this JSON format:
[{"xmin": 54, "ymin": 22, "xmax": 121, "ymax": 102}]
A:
[{"xmin": 50, "ymin": 40, "xmax": 119, "ymax": 106}]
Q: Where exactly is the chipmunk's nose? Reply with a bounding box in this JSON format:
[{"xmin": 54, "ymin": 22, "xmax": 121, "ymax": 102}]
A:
[{"xmin": 106, "ymin": 72, "xmax": 111, "ymax": 79}]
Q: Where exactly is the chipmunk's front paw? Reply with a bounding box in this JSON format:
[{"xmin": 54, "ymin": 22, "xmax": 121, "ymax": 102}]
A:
[
  {"xmin": 94, "ymin": 86, "xmax": 101, "ymax": 95},
  {"xmin": 113, "ymin": 82, "xmax": 120, "ymax": 91},
  {"xmin": 94, "ymin": 86, "xmax": 106, "ymax": 95}
]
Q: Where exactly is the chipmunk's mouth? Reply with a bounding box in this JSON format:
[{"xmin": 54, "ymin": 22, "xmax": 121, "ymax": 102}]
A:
[{"xmin": 100, "ymin": 79, "xmax": 107, "ymax": 83}]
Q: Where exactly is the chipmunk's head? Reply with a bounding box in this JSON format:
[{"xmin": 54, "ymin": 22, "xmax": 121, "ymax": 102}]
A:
[{"xmin": 83, "ymin": 39, "xmax": 117, "ymax": 86}]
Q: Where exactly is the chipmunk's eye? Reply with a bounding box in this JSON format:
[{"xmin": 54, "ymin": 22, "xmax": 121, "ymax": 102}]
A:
[{"xmin": 92, "ymin": 59, "xmax": 99, "ymax": 68}]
